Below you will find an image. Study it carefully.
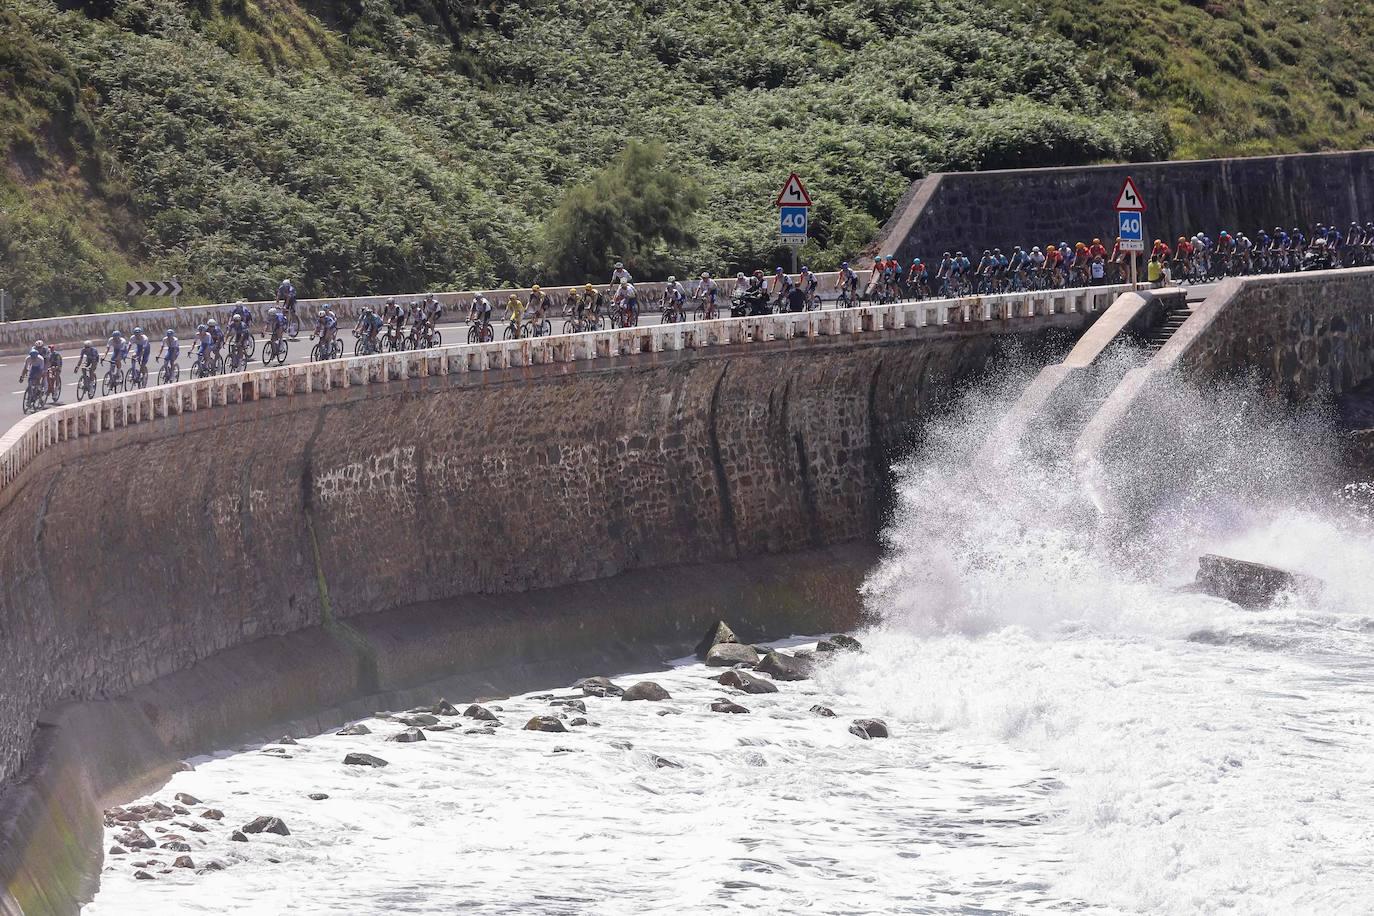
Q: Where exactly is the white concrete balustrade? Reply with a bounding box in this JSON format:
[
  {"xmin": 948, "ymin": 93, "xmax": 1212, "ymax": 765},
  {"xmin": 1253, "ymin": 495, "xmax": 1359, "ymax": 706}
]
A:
[{"xmin": 0, "ymin": 284, "xmax": 1128, "ymax": 503}]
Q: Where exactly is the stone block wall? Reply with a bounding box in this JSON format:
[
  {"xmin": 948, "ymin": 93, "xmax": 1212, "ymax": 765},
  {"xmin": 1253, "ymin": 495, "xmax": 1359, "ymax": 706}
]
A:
[{"xmin": 869, "ymin": 150, "xmax": 1374, "ymax": 263}]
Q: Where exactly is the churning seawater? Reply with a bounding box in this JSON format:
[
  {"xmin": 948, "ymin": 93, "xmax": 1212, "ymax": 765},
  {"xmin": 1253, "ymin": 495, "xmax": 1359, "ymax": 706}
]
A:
[{"xmin": 89, "ymin": 365, "xmax": 1374, "ymax": 915}]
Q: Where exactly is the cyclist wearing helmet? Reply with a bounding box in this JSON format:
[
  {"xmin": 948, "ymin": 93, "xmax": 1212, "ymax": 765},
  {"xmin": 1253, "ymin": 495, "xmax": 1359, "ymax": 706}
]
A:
[
  {"xmin": 469, "ymin": 293, "xmax": 493, "ymax": 328},
  {"xmin": 266, "ymin": 307, "xmax": 288, "ymax": 341},
  {"xmin": 610, "ymin": 261, "xmax": 633, "ymax": 286},
  {"xmin": 693, "ymin": 271, "xmax": 719, "ymax": 317},
  {"xmin": 129, "ymin": 327, "xmax": 151, "ymax": 383},
  {"xmin": 423, "ymin": 294, "xmax": 444, "ymax": 327},
  {"xmin": 836, "ymin": 261, "xmax": 859, "ymax": 298},
  {"xmin": 19, "ymin": 347, "xmax": 45, "ymax": 391},
  {"xmin": 193, "ymin": 324, "xmax": 214, "ymax": 372},
  {"xmin": 313, "ymin": 304, "xmax": 338, "ymax": 352},
  {"xmin": 78, "ymin": 340, "xmax": 100, "ymax": 379},
  {"xmin": 105, "ymin": 330, "xmax": 129, "ymax": 371},
  {"xmin": 229, "ymin": 300, "xmax": 253, "ymax": 326},
  {"xmin": 381, "ymin": 297, "xmax": 404, "ymax": 331},
  {"xmin": 665, "ymin": 276, "xmax": 688, "ymax": 319},
  {"xmin": 526, "ymin": 286, "xmax": 547, "ymax": 325},
  {"xmin": 506, "ymin": 293, "xmax": 525, "ymax": 328},
  {"xmin": 206, "ymin": 318, "xmax": 225, "ymax": 357},
  {"xmin": 159, "ymin": 330, "xmax": 179, "ymax": 378},
  {"xmin": 276, "ymin": 279, "xmax": 297, "ymax": 314},
  {"xmin": 577, "ymin": 283, "xmax": 600, "ymax": 324}
]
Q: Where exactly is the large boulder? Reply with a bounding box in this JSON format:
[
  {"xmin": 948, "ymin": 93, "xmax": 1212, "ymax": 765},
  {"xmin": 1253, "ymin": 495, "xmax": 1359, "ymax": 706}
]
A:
[
  {"xmin": 622, "ymin": 681, "xmax": 672, "ymax": 702},
  {"xmin": 387, "ymin": 727, "xmax": 426, "ymax": 743},
  {"xmin": 710, "ymin": 699, "xmax": 750, "ymax": 714},
  {"xmin": 343, "ymin": 753, "xmax": 389, "ymax": 768},
  {"xmin": 694, "ymin": 620, "xmax": 739, "ymax": 660},
  {"xmin": 117, "ymin": 828, "xmax": 155, "ymax": 850},
  {"xmin": 705, "ymin": 643, "xmax": 760, "ymax": 668},
  {"xmin": 816, "ymin": 634, "xmax": 863, "ymax": 654},
  {"xmin": 336, "ymin": 723, "xmax": 371, "ymax": 736},
  {"xmin": 1195, "ymin": 554, "xmax": 1323, "ymax": 609},
  {"xmin": 524, "ymin": 716, "xmax": 569, "ymax": 733},
  {"xmin": 716, "ymin": 669, "xmax": 779, "ymax": 694},
  {"xmin": 464, "ymin": 704, "xmax": 501, "ymax": 722},
  {"xmin": 756, "ymin": 650, "xmax": 812, "ymax": 681},
  {"xmin": 241, "ymin": 816, "xmax": 290, "ymax": 836},
  {"xmin": 849, "ymin": 718, "xmax": 889, "ymax": 739},
  {"xmin": 399, "ymin": 714, "xmax": 440, "ymax": 728},
  {"xmin": 573, "ymin": 676, "xmax": 624, "ymax": 697}
]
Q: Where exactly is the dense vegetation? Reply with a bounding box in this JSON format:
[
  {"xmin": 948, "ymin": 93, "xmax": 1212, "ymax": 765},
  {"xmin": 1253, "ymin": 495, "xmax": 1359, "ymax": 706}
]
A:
[{"xmin": 0, "ymin": 0, "xmax": 1368, "ymax": 318}]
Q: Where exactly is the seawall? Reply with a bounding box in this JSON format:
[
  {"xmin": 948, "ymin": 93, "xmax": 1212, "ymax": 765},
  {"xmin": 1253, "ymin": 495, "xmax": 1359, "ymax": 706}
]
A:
[
  {"xmin": 869, "ymin": 150, "xmax": 1374, "ymax": 264},
  {"xmin": 0, "ymin": 292, "xmax": 1115, "ymax": 913}
]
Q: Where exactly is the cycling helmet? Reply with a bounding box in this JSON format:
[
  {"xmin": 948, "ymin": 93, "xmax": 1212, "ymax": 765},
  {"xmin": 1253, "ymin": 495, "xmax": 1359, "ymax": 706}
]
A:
[
  {"xmin": 197, "ymin": 324, "xmax": 207, "ymax": 332},
  {"xmin": 323, "ymin": 303, "xmax": 334, "ymax": 312},
  {"xmin": 34, "ymin": 338, "xmax": 44, "ymax": 348},
  {"xmin": 208, "ymin": 318, "xmax": 218, "ymax": 327},
  {"xmin": 1092, "ymin": 238, "xmax": 1101, "ymax": 245},
  {"xmin": 532, "ymin": 285, "xmax": 541, "ymax": 292},
  {"xmin": 840, "ymin": 261, "xmax": 849, "ymax": 268},
  {"xmin": 737, "ymin": 272, "xmax": 747, "ymax": 281},
  {"xmin": 668, "ymin": 276, "xmax": 676, "ymax": 283},
  {"xmin": 1013, "ymin": 245, "xmax": 1022, "ymax": 251},
  {"xmin": 83, "ymin": 340, "xmax": 93, "ymax": 347},
  {"xmin": 775, "ymin": 267, "xmax": 785, "ymax": 274},
  {"xmin": 268, "ymin": 307, "xmax": 279, "ymax": 316},
  {"xmin": 982, "ymin": 249, "xmax": 991, "ymax": 256},
  {"xmin": 618, "ymin": 280, "xmax": 628, "ymax": 288},
  {"xmin": 28, "ymin": 348, "xmax": 38, "ymax": 356},
  {"xmin": 1032, "ymin": 246, "xmax": 1041, "ymax": 253},
  {"xmin": 993, "ymin": 248, "xmax": 1002, "ymax": 254},
  {"xmin": 133, "ymin": 327, "xmax": 143, "ymax": 335},
  {"xmin": 111, "ymin": 330, "xmax": 123, "ymax": 338},
  {"xmin": 164, "ymin": 330, "xmax": 174, "ymax": 338},
  {"xmin": 912, "ymin": 258, "xmax": 922, "ymax": 265},
  {"xmin": 584, "ymin": 283, "xmax": 595, "ymax": 292},
  {"xmin": 700, "ymin": 271, "xmax": 710, "ymax": 279},
  {"xmin": 386, "ymin": 297, "xmax": 396, "ymax": 305},
  {"xmin": 614, "ymin": 261, "xmax": 624, "ymax": 269}
]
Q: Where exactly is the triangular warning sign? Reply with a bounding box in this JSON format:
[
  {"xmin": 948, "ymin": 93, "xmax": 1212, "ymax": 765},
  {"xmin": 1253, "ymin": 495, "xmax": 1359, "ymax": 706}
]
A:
[
  {"xmin": 775, "ymin": 173, "xmax": 813, "ymax": 207},
  {"xmin": 1115, "ymin": 176, "xmax": 1146, "ymax": 212}
]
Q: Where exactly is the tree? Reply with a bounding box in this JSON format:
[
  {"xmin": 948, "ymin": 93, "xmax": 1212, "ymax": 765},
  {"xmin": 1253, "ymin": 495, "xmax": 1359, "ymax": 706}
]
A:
[{"xmin": 541, "ymin": 141, "xmax": 703, "ymax": 282}]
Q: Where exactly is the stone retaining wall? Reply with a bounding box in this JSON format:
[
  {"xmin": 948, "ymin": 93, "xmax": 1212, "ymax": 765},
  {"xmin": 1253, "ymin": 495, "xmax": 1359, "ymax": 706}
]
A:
[{"xmin": 868, "ymin": 150, "xmax": 1374, "ymax": 265}]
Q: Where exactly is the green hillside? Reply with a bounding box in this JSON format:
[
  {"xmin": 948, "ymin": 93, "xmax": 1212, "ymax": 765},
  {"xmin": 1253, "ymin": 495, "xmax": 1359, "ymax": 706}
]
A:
[{"xmin": 0, "ymin": 0, "xmax": 1368, "ymax": 318}]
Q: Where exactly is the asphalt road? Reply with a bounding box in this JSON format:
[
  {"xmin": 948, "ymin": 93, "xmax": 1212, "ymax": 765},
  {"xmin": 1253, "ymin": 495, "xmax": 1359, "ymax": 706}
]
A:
[{"xmin": 0, "ymin": 282, "xmax": 1222, "ymax": 438}]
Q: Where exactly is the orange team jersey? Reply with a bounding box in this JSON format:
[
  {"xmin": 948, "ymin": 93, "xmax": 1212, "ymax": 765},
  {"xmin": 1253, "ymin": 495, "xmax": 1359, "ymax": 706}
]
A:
[
  {"xmin": 1046, "ymin": 250, "xmax": 1062, "ymax": 266},
  {"xmin": 1177, "ymin": 241, "xmax": 1192, "ymax": 257},
  {"xmin": 1089, "ymin": 243, "xmax": 1107, "ymax": 259}
]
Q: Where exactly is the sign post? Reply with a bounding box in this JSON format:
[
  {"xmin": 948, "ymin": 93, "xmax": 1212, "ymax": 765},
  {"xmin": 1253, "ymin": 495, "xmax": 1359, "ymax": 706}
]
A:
[
  {"xmin": 1115, "ymin": 176, "xmax": 1146, "ymax": 288},
  {"xmin": 775, "ymin": 173, "xmax": 813, "ymax": 275},
  {"xmin": 0, "ymin": 288, "xmax": 6, "ymax": 324}
]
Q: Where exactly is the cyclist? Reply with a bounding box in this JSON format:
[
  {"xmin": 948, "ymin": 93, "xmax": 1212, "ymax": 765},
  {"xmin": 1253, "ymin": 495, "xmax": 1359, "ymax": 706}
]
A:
[
  {"xmin": 615, "ymin": 279, "xmax": 639, "ymax": 324},
  {"xmin": 1089, "ymin": 238, "xmax": 1108, "ymax": 262},
  {"xmin": 664, "ymin": 276, "xmax": 688, "ymax": 321},
  {"xmin": 231, "ymin": 313, "xmax": 254, "ymax": 353},
  {"xmin": 524, "ymin": 286, "xmax": 546, "ymax": 333},
  {"xmin": 1043, "ymin": 243, "xmax": 1064, "ymax": 285},
  {"xmin": 381, "ymin": 297, "xmax": 404, "ymax": 334},
  {"xmin": 206, "ymin": 318, "xmax": 225, "ymax": 359},
  {"xmin": 229, "ymin": 300, "xmax": 253, "ymax": 327},
  {"xmin": 610, "ymin": 261, "xmax": 633, "ymax": 287},
  {"xmin": 1028, "ymin": 245, "xmax": 1046, "ymax": 282},
  {"xmin": 769, "ymin": 268, "xmax": 793, "ymax": 309},
  {"xmin": 469, "ymin": 293, "xmax": 493, "ymax": 330},
  {"xmin": 359, "ymin": 306, "xmax": 384, "ymax": 352},
  {"xmin": 506, "ymin": 293, "xmax": 525, "ymax": 332},
  {"xmin": 577, "ymin": 283, "xmax": 600, "ymax": 325},
  {"xmin": 1006, "ymin": 247, "xmax": 1027, "ymax": 289},
  {"xmin": 693, "ymin": 271, "xmax": 719, "ymax": 318},
  {"xmin": 266, "ymin": 307, "xmax": 288, "ymax": 343},
  {"xmin": 158, "ymin": 330, "xmax": 179, "ymax": 380},
  {"xmin": 105, "ymin": 330, "xmax": 129, "ymax": 374},
  {"xmin": 193, "ymin": 324, "xmax": 214, "ymax": 373},
  {"xmin": 424, "ymin": 294, "xmax": 444, "ymax": 329},
  {"xmin": 128, "ymin": 327, "xmax": 151, "ymax": 384},
  {"xmin": 77, "ymin": 340, "xmax": 100, "ymax": 385},
  {"xmin": 18, "ymin": 348, "xmax": 45, "ymax": 399},
  {"xmin": 836, "ymin": 261, "xmax": 859, "ymax": 301},
  {"xmin": 276, "ymin": 279, "xmax": 296, "ymax": 309}
]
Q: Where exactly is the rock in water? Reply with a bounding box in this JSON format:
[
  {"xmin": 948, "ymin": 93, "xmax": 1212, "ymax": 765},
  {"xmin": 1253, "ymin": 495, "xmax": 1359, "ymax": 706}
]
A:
[
  {"xmin": 810, "ymin": 705, "xmax": 837, "ymax": 718},
  {"xmin": 431, "ymin": 699, "xmax": 460, "ymax": 716},
  {"xmin": 399, "ymin": 714, "xmax": 439, "ymax": 727},
  {"xmin": 307, "ymin": 793, "xmax": 329, "ymax": 801},
  {"xmin": 1195, "ymin": 554, "xmax": 1324, "ymax": 609},
  {"xmin": 648, "ymin": 754, "xmax": 683, "ymax": 769},
  {"xmin": 388, "ymin": 727, "xmax": 427, "ymax": 743},
  {"xmin": 230, "ymin": 831, "xmax": 248, "ymax": 843},
  {"xmin": 133, "ymin": 870, "xmax": 155, "ymax": 880},
  {"xmin": 851, "ymin": 718, "xmax": 889, "ymax": 739},
  {"xmin": 336, "ymin": 723, "xmax": 371, "ymax": 736},
  {"xmin": 343, "ymin": 753, "xmax": 389, "ymax": 768},
  {"xmin": 705, "ymin": 643, "xmax": 760, "ymax": 668},
  {"xmin": 464, "ymin": 704, "xmax": 501, "ymax": 722},
  {"xmin": 573, "ymin": 676, "xmax": 624, "ymax": 697},
  {"xmin": 710, "ymin": 699, "xmax": 750, "ymax": 714},
  {"xmin": 716, "ymin": 669, "xmax": 779, "ymax": 694},
  {"xmin": 756, "ymin": 650, "xmax": 812, "ymax": 681},
  {"xmin": 550, "ymin": 699, "xmax": 587, "ymax": 713},
  {"xmin": 694, "ymin": 620, "xmax": 739, "ymax": 659},
  {"xmin": 241, "ymin": 816, "xmax": 290, "ymax": 836},
  {"xmin": 173, "ymin": 793, "xmax": 201, "ymax": 806},
  {"xmin": 173, "ymin": 856, "xmax": 195, "ymax": 869},
  {"xmin": 816, "ymin": 634, "xmax": 863, "ymax": 653},
  {"xmin": 622, "ymin": 681, "xmax": 672, "ymax": 702},
  {"xmin": 525, "ymin": 716, "xmax": 569, "ymax": 733},
  {"xmin": 118, "ymin": 829, "xmax": 155, "ymax": 849}
]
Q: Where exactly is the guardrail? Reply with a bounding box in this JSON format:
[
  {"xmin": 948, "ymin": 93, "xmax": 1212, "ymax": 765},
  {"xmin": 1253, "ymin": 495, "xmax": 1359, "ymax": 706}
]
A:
[{"xmin": 0, "ymin": 284, "xmax": 1127, "ymax": 504}]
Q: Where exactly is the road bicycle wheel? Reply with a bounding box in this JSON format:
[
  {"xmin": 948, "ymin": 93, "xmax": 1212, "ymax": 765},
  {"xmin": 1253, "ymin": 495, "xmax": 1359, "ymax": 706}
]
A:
[
  {"xmin": 22, "ymin": 386, "xmax": 39, "ymax": 415},
  {"xmin": 353, "ymin": 338, "xmax": 364, "ymax": 357},
  {"xmin": 310, "ymin": 343, "xmax": 324, "ymax": 362},
  {"xmin": 503, "ymin": 324, "xmax": 519, "ymax": 340},
  {"xmin": 274, "ymin": 342, "xmax": 287, "ymax": 366},
  {"xmin": 331, "ymin": 339, "xmax": 343, "ymax": 359},
  {"xmin": 430, "ymin": 331, "xmax": 442, "ymax": 347},
  {"xmin": 287, "ymin": 315, "xmax": 300, "ymax": 339}
]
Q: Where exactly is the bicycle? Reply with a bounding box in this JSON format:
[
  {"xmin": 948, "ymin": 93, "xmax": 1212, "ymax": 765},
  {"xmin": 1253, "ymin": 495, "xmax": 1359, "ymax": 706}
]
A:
[
  {"xmin": 692, "ymin": 295, "xmax": 718, "ymax": 322},
  {"xmin": 834, "ymin": 285, "xmax": 859, "ymax": 308},
  {"xmin": 190, "ymin": 350, "xmax": 217, "ymax": 379},
  {"xmin": 502, "ymin": 318, "xmax": 526, "ymax": 340},
  {"xmin": 127, "ymin": 359, "xmax": 149, "ymax": 390},
  {"xmin": 409, "ymin": 323, "xmax": 442, "ymax": 349},
  {"xmin": 281, "ymin": 304, "xmax": 301, "ymax": 339},
  {"xmin": 353, "ymin": 331, "xmax": 383, "ymax": 357},
  {"xmin": 608, "ymin": 300, "xmax": 639, "ymax": 328},
  {"xmin": 45, "ymin": 365, "xmax": 63, "ymax": 403},
  {"xmin": 21, "ymin": 377, "xmax": 46, "ymax": 415},
  {"xmin": 309, "ymin": 334, "xmax": 343, "ymax": 362},
  {"xmin": 159, "ymin": 355, "xmax": 181, "ymax": 385},
  {"xmin": 381, "ymin": 324, "xmax": 406, "ymax": 352},
  {"xmin": 101, "ymin": 358, "xmax": 127, "ymax": 395},
  {"xmin": 261, "ymin": 334, "xmax": 289, "ymax": 367},
  {"xmin": 228, "ymin": 335, "xmax": 255, "ymax": 371},
  {"xmin": 467, "ymin": 319, "xmax": 494, "ymax": 344},
  {"xmin": 75, "ymin": 364, "xmax": 98, "ymax": 402}
]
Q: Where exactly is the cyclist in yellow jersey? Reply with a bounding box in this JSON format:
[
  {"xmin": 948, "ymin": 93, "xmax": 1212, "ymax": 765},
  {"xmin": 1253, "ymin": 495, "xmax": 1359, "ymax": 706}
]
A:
[
  {"xmin": 528, "ymin": 285, "xmax": 548, "ymax": 320},
  {"xmin": 507, "ymin": 294, "xmax": 524, "ymax": 325}
]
